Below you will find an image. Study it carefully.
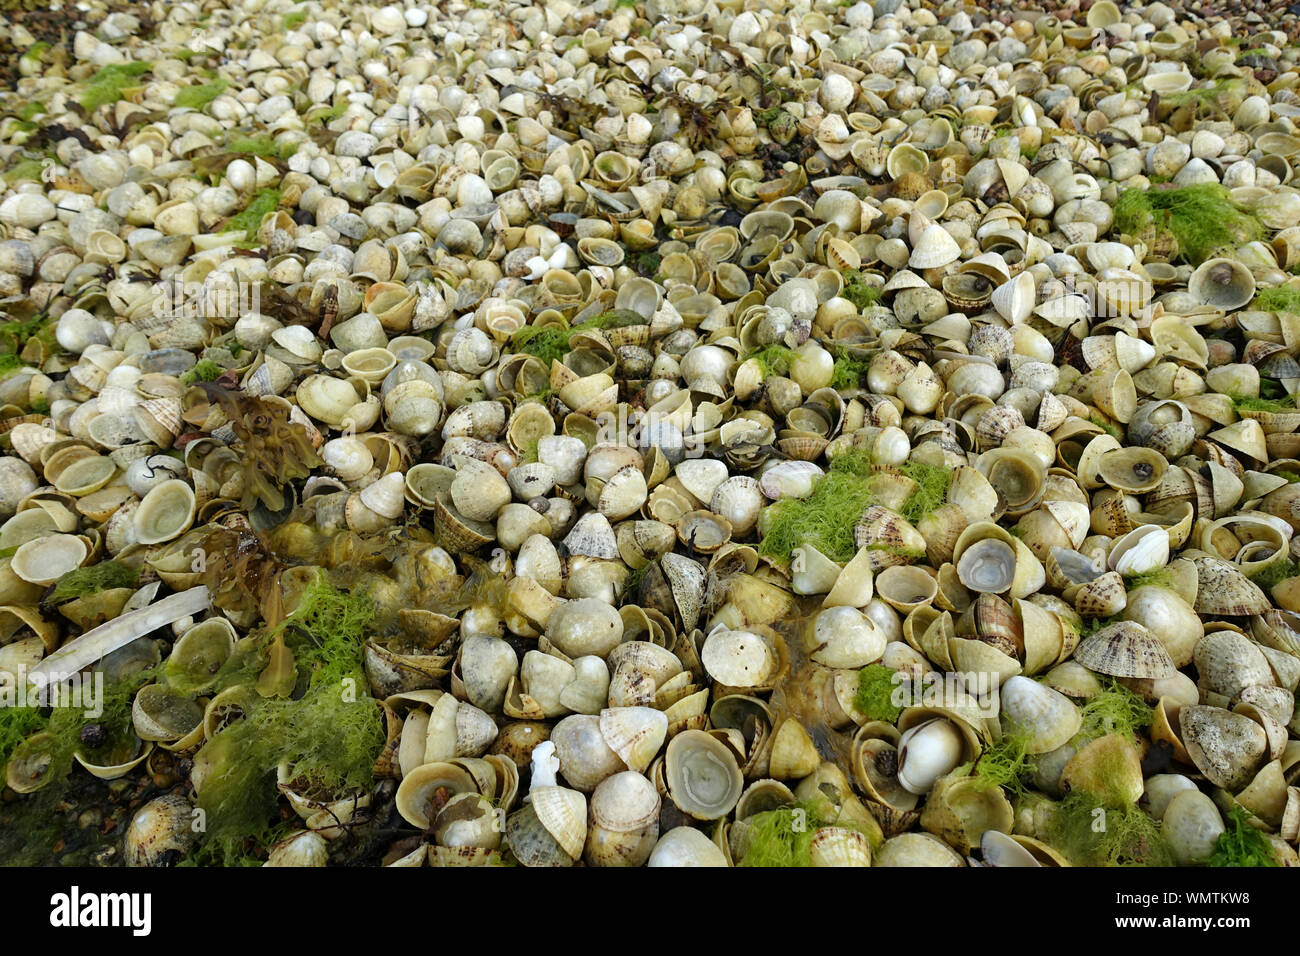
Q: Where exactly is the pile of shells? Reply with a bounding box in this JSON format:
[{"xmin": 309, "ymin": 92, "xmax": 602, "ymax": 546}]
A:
[{"xmin": 7, "ymin": 0, "xmax": 1300, "ymax": 867}]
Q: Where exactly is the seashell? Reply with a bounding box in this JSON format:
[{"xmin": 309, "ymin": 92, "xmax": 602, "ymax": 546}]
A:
[
  {"xmin": 664, "ymin": 729, "xmax": 744, "ymax": 820},
  {"xmin": 874, "ymin": 832, "xmax": 966, "ymax": 867},
  {"xmin": 1074, "ymin": 621, "xmax": 1176, "ymax": 679},
  {"xmin": 999, "ymin": 676, "xmax": 1080, "ymax": 754},
  {"xmin": 955, "ymin": 538, "xmax": 1016, "ymax": 594},
  {"xmin": 897, "ymin": 719, "xmax": 966, "ymax": 796},
  {"xmin": 1188, "ymin": 258, "xmax": 1257, "ymax": 311},
  {"xmin": 11, "ymin": 533, "xmax": 88, "ymax": 586},
  {"xmin": 1180, "ymin": 705, "xmax": 1267, "ymax": 791},
  {"xmin": 647, "ymin": 826, "xmax": 728, "ymax": 867},
  {"xmin": 910, "ymin": 225, "xmax": 962, "ymax": 269},
  {"xmin": 124, "ymin": 794, "xmax": 198, "ymax": 866},
  {"xmin": 1193, "ymin": 557, "xmax": 1271, "ymax": 616},
  {"xmin": 1106, "ymin": 525, "xmax": 1169, "ymax": 576},
  {"xmin": 133, "ymin": 479, "xmax": 196, "ymax": 546}
]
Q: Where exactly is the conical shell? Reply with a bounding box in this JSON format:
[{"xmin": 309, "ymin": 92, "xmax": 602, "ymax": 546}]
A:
[
  {"xmin": 1073, "ymin": 621, "xmax": 1176, "ymax": 678},
  {"xmin": 909, "ymin": 224, "xmax": 962, "ymax": 269},
  {"xmin": 599, "ymin": 707, "xmax": 667, "ymax": 773},
  {"xmin": 359, "ymin": 471, "xmax": 406, "ymax": 520},
  {"xmin": 1180, "ymin": 705, "xmax": 1268, "ymax": 791},
  {"xmin": 1193, "ymin": 557, "xmax": 1271, "ymax": 616},
  {"xmin": 999, "ymin": 676, "xmax": 1081, "ymax": 754},
  {"xmin": 530, "ymin": 785, "xmax": 588, "ymax": 860},
  {"xmin": 768, "ymin": 718, "xmax": 821, "ymax": 780}
]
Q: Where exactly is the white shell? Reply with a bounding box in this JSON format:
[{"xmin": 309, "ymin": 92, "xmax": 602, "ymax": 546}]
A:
[
  {"xmin": 700, "ymin": 627, "xmax": 775, "ymax": 687},
  {"xmin": 11, "ymin": 533, "xmax": 88, "ymax": 585},
  {"xmin": 909, "ymin": 224, "xmax": 961, "ymax": 269},
  {"xmin": 1107, "ymin": 524, "xmax": 1170, "ymax": 576},
  {"xmin": 897, "ymin": 719, "xmax": 964, "ymax": 795},
  {"xmin": 807, "ymin": 605, "xmax": 886, "ymax": 668},
  {"xmin": 359, "ymin": 471, "xmax": 406, "ymax": 520},
  {"xmin": 999, "ymin": 676, "xmax": 1081, "ymax": 754}
]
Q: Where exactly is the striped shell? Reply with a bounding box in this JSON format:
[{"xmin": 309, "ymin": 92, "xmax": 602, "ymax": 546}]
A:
[{"xmin": 1073, "ymin": 621, "xmax": 1176, "ymax": 679}]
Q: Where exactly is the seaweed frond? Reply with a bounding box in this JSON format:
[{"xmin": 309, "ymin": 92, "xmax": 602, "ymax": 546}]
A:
[
  {"xmin": 192, "ymin": 573, "xmax": 382, "ymax": 848},
  {"xmin": 1077, "ymin": 679, "xmax": 1152, "ymax": 742},
  {"xmin": 854, "ymin": 664, "xmax": 905, "ymax": 723},
  {"xmin": 1250, "ymin": 558, "xmax": 1300, "ymax": 591},
  {"xmin": 1122, "ymin": 568, "xmax": 1173, "ymax": 590},
  {"xmin": 194, "ymin": 384, "xmax": 323, "ymax": 511},
  {"xmin": 756, "ymin": 447, "xmax": 875, "ymax": 563},
  {"xmin": 279, "ymin": 575, "xmax": 376, "ymax": 691},
  {"xmin": 1089, "ymin": 415, "xmax": 1123, "ymax": 440},
  {"xmin": 827, "ymin": 445, "xmax": 874, "ymax": 478},
  {"xmin": 226, "ymin": 134, "xmax": 298, "ymax": 161},
  {"xmin": 3, "ymin": 159, "xmax": 45, "ymax": 185},
  {"xmin": 830, "ymin": 352, "xmax": 871, "ymax": 391},
  {"xmin": 970, "ymin": 722, "xmax": 1037, "ymax": 796},
  {"xmin": 180, "ymin": 359, "xmax": 224, "ymax": 384},
  {"xmin": 632, "ymin": 251, "xmax": 661, "ymax": 276},
  {"xmin": 1048, "ymin": 791, "xmax": 1174, "ymax": 866},
  {"xmin": 738, "ymin": 802, "xmax": 827, "ymax": 867},
  {"xmin": 1078, "ymin": 614, "xmax": 1120, "ymax": 638},
  {"xmin": 49, "ymin": 560, "xmax": 139, "ymax": 603},
  {"xmin": 0, "ymin": 705, "xmax": 48, "ymax": 771},
  {"xmin": 1208, "ymin": 807, "xmax": 1280, "ymax": 867},
  {"xmin": 193, "ymin": 681, "xmax": 384, "ymax": 846},
  {"xmin": 840, "ymin": 270, "xmax": 882, "ymax": 311},
  {"xmin": 1111, "ymin": 183, "xmax": 1263, "ymax": 265},
  {"xmin": 1232, "ymin": 392, "xmax": 1296, "ymax": 412},
  {"xmin": 580, "ymin": 310, "xmax": 645, "ymax": 331},
  {"xmin": 79, "ymin": 61, "xmax": 153, "ymax": 111},
  {"xmin": 1253, "ymin": 287, "xmax": 1300, "ymax": 314},
  {"xmin": 174, "ymin": 78, "xmax": 229, "ymax": 111},
  {"xmin": 511, "ymin": 325, "xmax": 576, "ymax": 366},
  {"xmin": 744, "ymin": 344, "xmax": 795, "ymax": 377},
  {"xmin": 304, "ymin": 101, "xmax": 349, "ymax": 124},
  {"xmin": 223, "ymin": 188, "xmax": 282, "ymax": 243},
  {"xmin": 0, "ymin": 353, "xmax": 28, "ymax": 379},
  {"xmin": 5, "ymin": 669, "xmax": 157, "ymax": 793},
  {"xmin": 899, "ymin": 459, "xmax": 951, "ymax": 524},
  {"xmin": 0, "ymin": 312, "xmax": 57, "ymax": 356}
]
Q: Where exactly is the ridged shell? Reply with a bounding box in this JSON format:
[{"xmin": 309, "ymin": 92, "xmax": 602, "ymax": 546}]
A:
[
  {"xmin": 1193, "ymin": 557, "xmax": 1271, "ymax": 616},
  {"xmin": 1073, "ymin": 621, "xmax": 1176, "ymax": 678}
]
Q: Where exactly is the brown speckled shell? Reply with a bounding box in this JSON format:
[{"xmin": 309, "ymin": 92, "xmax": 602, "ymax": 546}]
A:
[
  {"xmin": 1193, "ymin": 557, "xmax": 1271, "ymax": 617},
  {"xmin": 1073, "ymin": 620, "xmax": 1176, "ymax": 679},
  {"xmin": 1179, "ymin": 704, "xmax": 1268, "ymax": 791}
]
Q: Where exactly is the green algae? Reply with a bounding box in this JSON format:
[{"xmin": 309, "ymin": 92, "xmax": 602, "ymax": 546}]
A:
[
  {"xmin": 1077, "ymin": 679, "xmax": 1153, "ymax": 743},
  {"xmin": 840, "ymin": 270, "xmax": 882, "ymax": 311},
  {"xmin": 898, "ymin": 459, "xmax": 951, "ymax": 524},
  {"xmin": 223, "ymin": 188, "xmax": 282, "ymax": 243},
  {"xmin": 79, "ymin": 61, "xmax": 153, "ymax": 111},
  {"xmin": 180, "ymin": 359, "xmax": 224, "ymax": 384},
  {"xmin": 757, "ymin": 447, "xmax": 875, "ymax": 563},
  {"xmin": 49, "ymin": 560, "xmax": 139, "ymax": 603},
  {"xmin": 744, "ymin": 344, "xmax": 795, "ymax": 377},
  {"xmin": 191, "ymin": 575, "xmax": 383, "ymax": 848},
  {"xmin": 853, "ymin": 664, "xmax": 904, "ymax": 723},
  {"xmin": 1048, "ymin": 791, "xmax": 1174, "ymax": 866},
  {"xmin": 970, "ymin": 723, "xmax": 1037, "ymax": 796},
  {"xmin": 1111, "ymin": 183, "xmax": 1263, "ymax": 265},
  {"xmin": 173, "ymin": 78, "xmax": 228, "ymax": 111},
  {"xmin": 1208, "ymin": 807, "xmax": 1280, "ymax": 867}
]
